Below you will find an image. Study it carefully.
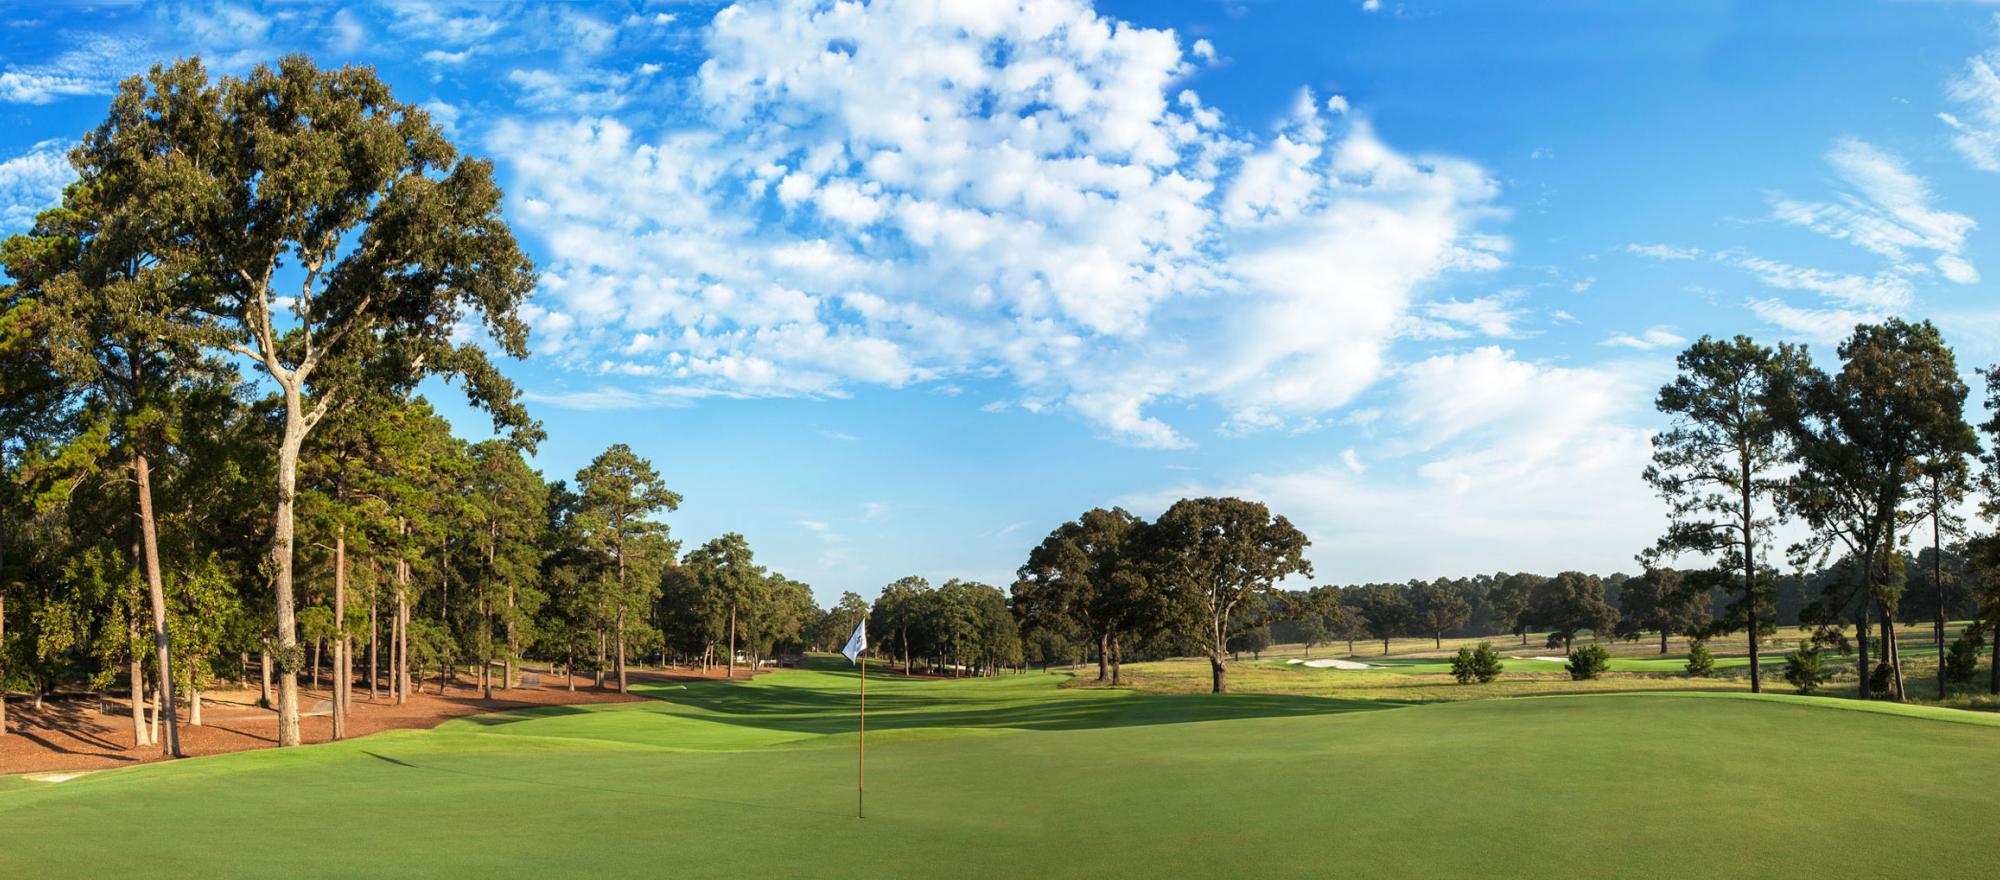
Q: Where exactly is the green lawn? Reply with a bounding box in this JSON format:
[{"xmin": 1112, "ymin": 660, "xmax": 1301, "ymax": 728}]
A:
[{"xmin": 6, "ymin": 657, "xmax": 2000, "ymax": 878}]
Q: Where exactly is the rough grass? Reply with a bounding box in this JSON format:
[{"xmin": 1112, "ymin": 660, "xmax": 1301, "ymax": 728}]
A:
[{"xmin": 4, "ymin": 656, "xmax": 1999, "ymax": 879}]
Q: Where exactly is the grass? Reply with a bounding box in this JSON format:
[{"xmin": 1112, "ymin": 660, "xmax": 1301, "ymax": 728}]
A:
[{"xmin": 5, "ymin": 655, "xmax": 2000, "ymax": 878}]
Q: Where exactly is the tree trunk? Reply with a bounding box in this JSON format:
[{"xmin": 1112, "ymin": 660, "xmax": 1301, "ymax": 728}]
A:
[
  {"xmin": 258, "ymin": 649, "xmax": 271, "ymax": 710},
  {"xmin": 1740, "ymin": 454, "xmax": 1761, "ymax": 695},
  {"xmin": 369, "ymin": 597, "xmax": 379, "ymax": 702},
  {"xmin": 1934, "ymin": 507, "xmax": 1946, "ymax": 701},
  {"xmin": 135, "ymin": 451, "xmax": 182, "ymax": 758},
  {"xmin": 1434, "ymin": 633, "xmax": 1441, "ymax": 649},
  {"xmin": 398, "ymin": 587, "xmax": 411, "ymax": 705},
  {"xmin": 1382, "ymin": 638, "xmax": 1389, "ymax": 655},
  {"xmin": 1880, "ymin": 609, "xmax": 1904, "ymax": 701},
  {"xmin": 1660, "ymin": 630, "xmax": 1669, "ymax": 654},
  {"xmin": 1989, "ymin": 629, "xmax": 1998, "ymax": 695},
  {"xmin": 131, "ymin": 626, "xmax": 149, "ymax": 747},
  {"xmin": 1110, "ymin": 632, "xmax": 1123, "ymax": 685},
  {"xmin": 333, "ymin": 528, "xmax": 348, "ymax": 740},
  {"xmin": 1095, "ymin": 631, "xmax": 1109, "ymax": 682},
  {"xmin": 504, "ymin": 577, "xmax": 516, "ymax": 691},
  {"xmin": 727, "ymin": 604, "xmax": 737, "ymax": 681},
  {"xmin": 149, "ymin": 675, "xmax": 164, "ymax": 746},
  {"xmin": 1857, "ymin": 597, "xmax": 1872, "ymax": 700},
  {"xmin": 0, "ymin": 592, "xmax": 6, "ymax": 736},
  {"xmin": 481, "ymin": 600, "xmax": 493, "ymax": 701},
  {"xmin": 189, "ymin": 682, "xmax": 202, "ymax": 726},
  {"xmin": 1208, "ymin": 653, "xmax": 1228, "ymax": 694},
  {"xmin": 270, "ymin": 391, "xmax": 308, "ymax": 748},
  {"xmin": 310, "ymin": 639, "xmax": 321, "ymax": 690}
]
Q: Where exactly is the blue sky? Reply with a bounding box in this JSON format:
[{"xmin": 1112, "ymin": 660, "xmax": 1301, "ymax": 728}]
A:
[{"xmin": 5, "ymin": 1, "xmax": 2000, "ymax": 604}]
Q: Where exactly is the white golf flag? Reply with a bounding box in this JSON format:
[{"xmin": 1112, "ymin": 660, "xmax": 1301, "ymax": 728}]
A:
[{"xmin": 842, "ymin": 618, "xmax": 867, "ymax": 664}]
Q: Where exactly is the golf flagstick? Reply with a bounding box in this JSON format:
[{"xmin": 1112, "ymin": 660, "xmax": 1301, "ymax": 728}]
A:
[
  {"xmin": 842, "ymin": 617, "xmax": 868, "ymax": 820},
  {"xmin": 859, "ymin": 649, "xmax": 866, "ymax": 820}
]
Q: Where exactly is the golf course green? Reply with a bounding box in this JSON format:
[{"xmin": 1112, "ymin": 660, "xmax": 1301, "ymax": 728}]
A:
[{"xmin": 5, "ymin": 658, "xmax": 1998, "ymax": 878}]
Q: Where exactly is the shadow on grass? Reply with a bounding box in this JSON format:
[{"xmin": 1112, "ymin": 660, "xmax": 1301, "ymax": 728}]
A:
[
  {"xmin": 449, "ymin": 704, "xmax": 600, "ymax": 727},
  {"xmin": 358, "ymin": 749, "xmax": 846, "ymax": 817},
  {"xmin": 622, "ymin": 656, "xmax": 1404, "ymax": 738}
]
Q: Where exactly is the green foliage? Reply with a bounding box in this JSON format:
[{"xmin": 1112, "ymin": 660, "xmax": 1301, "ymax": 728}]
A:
[
  {"xmin": 1227, "ymin": 625, "xmax": 1272, "ymax": 657},
  {"xmin": 1943, "ymin": 625, "xmax": 1986, "ymax": 687},
  {"xmin": 1644, "ymin": 336, "xmax": 1805, "ymax": 638},
  {"xmin": 1566, "ymin": 644, "xmax": 1611, "ymax": 680},
  {"xmin": 1533, "ymin": 572, "xmax": 1616, "ymax": 650},
  {"xmin": 1787, "ymin": 320, "xmax": 1977, "ymax": 699},
  {"xmin": 1450, "ymin": 642, "xmax": 1504, "ymax": 684},
  {"xmin": 1450, "ymin": 647, "xmax": 1477, "ymax": 683},
  {"xmin": 1684, "ymin": 639, "xmax": 1715, "ymax": 677},
  {"xmin": 1783, "ymin": 642, "xmax": 1824, "ymax": 695},
  {"xmin": 1146, "ymin": 497, "xmax": 1312, "ymax": 686},
  {"xmin": 1411, "ymin": 582, "xmax": 1471, "ymax": 644},
  {"xmin": 1012, "ymin": 507, "xmax": 1146, "ymax": 676},
  {"xmin": 1356, "ymin": 583, "xmax": 1411, "ymax": 648}
]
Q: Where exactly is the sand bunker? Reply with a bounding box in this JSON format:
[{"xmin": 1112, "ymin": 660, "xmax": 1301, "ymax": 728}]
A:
[
  {"xmin": 1299, "ymin": 658, "xmax": 1383, "ymax": 670},
  {"xmin": 25, "ymin": 772, "xmax": 92, "ymax": 783},
  {"xmin": 1517, "ymin": 656, "xmax": 1569, "ymax": 663}
]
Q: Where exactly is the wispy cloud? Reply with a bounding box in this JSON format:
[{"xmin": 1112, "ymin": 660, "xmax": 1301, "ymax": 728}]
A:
[
  {"xmin": 1728, "ymin": 254, "xmax": 1912, "ymax": 311},
  {"xmin": 1600, "ymin": 326, "xmax": 1687, "ymax": 351},
  {"xmin": 1943, "ymin": 19, "xmax": 2000, "ymax": 172},
  {"xmin": 1766, "ymin": 137, "xmax": 1976, "ymax": 283},
  {"xmin": 0, "ymin": 34, "xmax": 142, "ymax": 104},
  {"xmin": 1624, "ymin": 243, "xmax": 1701, "ymax": 261}
]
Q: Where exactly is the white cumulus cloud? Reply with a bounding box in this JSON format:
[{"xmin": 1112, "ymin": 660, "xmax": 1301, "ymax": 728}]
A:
[{"xmin": 492, "ymin": 0, "xmax": 1507, "ymax": 448}]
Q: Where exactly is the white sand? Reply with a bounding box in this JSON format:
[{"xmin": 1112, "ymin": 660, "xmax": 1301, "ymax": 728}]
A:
[
  {"xmin": 1300, "ymin": 658, "xmax": 1383, "ymax": 670},
  {"xmin": 1517, "ymin": 656, "xmax": 1569, "ymax": 663},
  {"xmin": 1285, "ymin": 659, "xmax": 1303, "ymax": 665},
  {"xmin": 26, "ymin": 772, "xmax": 91, "ymax": 784}
]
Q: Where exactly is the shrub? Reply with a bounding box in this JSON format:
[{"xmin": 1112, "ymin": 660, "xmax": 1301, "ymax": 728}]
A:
[
  {"xmin": 1868, "ymin": 660, "xmax": 1894, "ymax": 698},
  {"xmin": 1450, "ymin": 647, "xmax": 1477, "ymax": 684},
  {"xmin": 1566, "ymin": 644, "xmax": 1610, "ymax": 680},
  {"xmin": 1783, "ymin": 642, "xmax": 1823, "ymax": 695},
  {"xmin": 1451, "ymin": 644, "xmax": 1506, "ymax": 684},
  {"xmin": 1685, "ymin": 639, "xmax": 1715, "ymax": 678},
  {"xmin": 1943, "ymin": 627, "xmax": 1986, "ymax": 687},
  {"xmin": 1469, "ymin": 641, "xmax": 1504, "ymax": 683}
]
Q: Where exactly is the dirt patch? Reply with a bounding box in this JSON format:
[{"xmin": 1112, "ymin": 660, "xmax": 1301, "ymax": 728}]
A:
[{"xmin": 0, "ymin": 665, "xmax": 758, "ymax": 775}]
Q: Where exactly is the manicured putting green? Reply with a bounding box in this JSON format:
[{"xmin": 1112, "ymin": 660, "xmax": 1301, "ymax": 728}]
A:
[{"xmin": 5, "ymin": 658, "xmax": 1998, "ymax": 878}]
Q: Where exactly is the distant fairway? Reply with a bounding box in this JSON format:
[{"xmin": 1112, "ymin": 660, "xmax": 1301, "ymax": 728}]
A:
[{"xmin": 6, "ymin": 658, "xmax": 2000, "ymax": 879}]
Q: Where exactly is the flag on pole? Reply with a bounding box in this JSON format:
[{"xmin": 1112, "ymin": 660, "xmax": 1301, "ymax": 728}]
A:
[
  {"xmin": 842, "ymin": 618, "xmax": 867, "ymax": 664},
  {"xmin": 845, "ymin": 616, "xmax": 868, "ymax": 819}
]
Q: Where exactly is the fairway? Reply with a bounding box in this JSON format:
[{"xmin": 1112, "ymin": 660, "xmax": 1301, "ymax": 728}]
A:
[{"xmin": 6, "ymin": 659, "xmax": 1999, "ymax": 879}]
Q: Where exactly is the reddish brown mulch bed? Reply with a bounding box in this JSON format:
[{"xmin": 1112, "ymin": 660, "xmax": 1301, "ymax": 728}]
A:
[{"xmin": 0, "ymin": 665, "xmax": 760, "ymax": 775}]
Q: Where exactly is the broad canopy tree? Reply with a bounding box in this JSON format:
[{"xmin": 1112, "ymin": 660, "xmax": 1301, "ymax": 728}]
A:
[
  {"xmin": 1013, "ymin": 507, "xmax": 1147, "ymax": 684},
  {"xmin": 1147, "ymin": 497, "xmax": 1311, "ymax": 694},
  {"xmin": 73, "ymin": 56, "xmax": 540, "ymax": 746},
  {"xmin": 1784, "ymin": 320, "xmax": 1974, "ymax": 701}
]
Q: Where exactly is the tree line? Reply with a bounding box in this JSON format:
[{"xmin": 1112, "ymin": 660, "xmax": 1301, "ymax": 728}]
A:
[
  {"xmin": 1008, "ymin": 324, "xmax": 2000, "ymax": 701},
  {"xmin": 0, "ymin": 57, "xmax": 864, "ymax": 756},
  {"xmin": 1645, "ymin": 327, "xmax": 2000, "ymax": 701}
]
